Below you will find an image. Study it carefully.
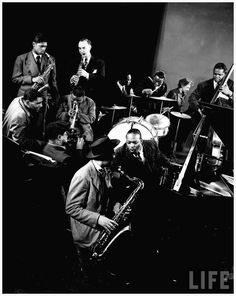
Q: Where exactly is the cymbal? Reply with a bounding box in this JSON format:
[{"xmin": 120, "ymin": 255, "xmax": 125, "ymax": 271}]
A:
[
  {"xmin": 171, "ymin": 111, "xmax": 191, "ymax": 119},
  {"xmin": 149, "ymin": 96, "xmax": 176, "ymax": 101},
  {"xmin": 146, "ymin": 113, "xmax": 170, "ymax": 127},
  {"xmin": 101, "ymin": 105, "xmax": 127, "ymax": 110},
  {"xmin": 126, "ymin": 94, "xmax": 142, "ymax": 98}
]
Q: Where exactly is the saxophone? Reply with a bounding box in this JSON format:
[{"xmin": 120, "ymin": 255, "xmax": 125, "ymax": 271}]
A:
[
  {"xmin": 32, "ymin": 53, "xmax": 55, "ymax": 90},
  {"xmin": 90, "ymin": 170, "xmax": 144, "ymax": 260}
]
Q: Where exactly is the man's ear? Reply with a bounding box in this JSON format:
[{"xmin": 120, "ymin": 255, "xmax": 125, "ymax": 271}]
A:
[{"xmin": 57, "ymin": 134, "xmax": 63, "ymax": 141}]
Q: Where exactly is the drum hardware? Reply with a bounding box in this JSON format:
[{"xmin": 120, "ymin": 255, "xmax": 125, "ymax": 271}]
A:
[
  {"xmin": 101, "ymin": 105, "xmax": 127, "ymax": 126},
  {"xmin": 145, "ymin": 113, "xmax": 170, "ymax": 138},
  {"xmin": 161, "ymin": 106, "xmax": 173, "ymax": 115},
  {"xmin": 126, "ymin": 94, "xmax": 143, "ymax": 117},
  {"xmin": 149, "ymin": 96, "xmax": 175, "ymax": 113},
  {"xmin": 170, "ymin": 111, "xmax": 191, "ymax": 153},
  {"xmin": 108, "ymin": 116, "xmax": 157, "ymax": 148}
]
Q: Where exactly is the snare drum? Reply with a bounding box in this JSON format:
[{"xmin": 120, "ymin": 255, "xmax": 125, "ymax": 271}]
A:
[
  {"xmin": 108, "ymin": 116, "xmax": 157, "ymax": 148},
  {"xmin": 145, "ymin": 114, "xmax": 170, "ymax": 137}
]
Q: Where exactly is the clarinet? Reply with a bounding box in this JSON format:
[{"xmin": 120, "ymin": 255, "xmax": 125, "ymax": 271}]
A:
[{"xmin": 71, "ymin": 56, "xmax": 86, "ymax": 86}]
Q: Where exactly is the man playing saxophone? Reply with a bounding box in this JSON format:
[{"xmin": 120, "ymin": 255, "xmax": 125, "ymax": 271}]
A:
[
  {"xmin": 12, "ymin": 32, "xmax": 60, "ymax": 123},
  {"xmin": 66, "ymin": 136, "xmax": 120, "ymax": 290}
]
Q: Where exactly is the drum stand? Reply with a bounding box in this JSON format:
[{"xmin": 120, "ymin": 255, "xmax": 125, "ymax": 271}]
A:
[
  {"xmin": 128, "ymin": 96, "xmax": 133, "ymax": 117},
  {"xmin": 173, "ymin": 118, "xmax": 181, "ymax": 153}
]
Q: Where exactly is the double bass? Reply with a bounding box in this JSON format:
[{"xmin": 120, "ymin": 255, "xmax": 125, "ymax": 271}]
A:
[{"xmin": 172, "ymin": 64, "xmax": 234, "ymax": 193}]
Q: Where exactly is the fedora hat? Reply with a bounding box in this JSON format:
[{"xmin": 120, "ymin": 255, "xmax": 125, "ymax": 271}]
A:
[{"xmin": 86, "ymin": 136, "xmax": 120, "ymax": 160}]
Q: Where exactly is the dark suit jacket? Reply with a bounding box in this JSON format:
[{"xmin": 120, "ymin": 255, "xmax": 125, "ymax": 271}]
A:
[
  {"xmin": 68, "ymin": 55, "xmax": 105, "ymax": 104},
  {"xmin": 134, "ymin": 76, "xmax": 167, "ymax": 97},
  {"xmin": 167, "ymin": 87, "xmax": 187, "ymax": 112},
  {"xmin": 12, "ymin": 51, "xmax": 59, "ymax": 103},
  {"xmin": 112, "ymin": 140, "xmax": 169, "ymax": 192},
  {"xmin": 188, "ymin": 78, "xmax": 234, "ymax": 112}
]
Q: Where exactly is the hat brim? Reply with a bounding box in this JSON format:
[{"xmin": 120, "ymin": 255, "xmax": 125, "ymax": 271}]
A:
[{"xmin": 86, "ymin": 138, "xmax": 120, "ymax": 159}]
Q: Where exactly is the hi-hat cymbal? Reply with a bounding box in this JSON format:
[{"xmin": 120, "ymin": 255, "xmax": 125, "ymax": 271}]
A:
[
  {"xmin": 149, "ymin": 96, "xmax": 176, "ymax": 101},
  {"xmin": 101, "ymin": 105, "xmax": 127, "ymax": 110},
  {"xmin": 171, "ymin": 111, "xmax": 191, "ymax": 119},
  {"xmin": 126, "ymin": 94, "xmax": 142, "ymax": 98}
]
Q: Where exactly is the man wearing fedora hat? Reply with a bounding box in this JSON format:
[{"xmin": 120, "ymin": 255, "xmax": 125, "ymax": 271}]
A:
[{"xmin": 66, "ymin": 136, "xmax": 120, "ymax": 289}]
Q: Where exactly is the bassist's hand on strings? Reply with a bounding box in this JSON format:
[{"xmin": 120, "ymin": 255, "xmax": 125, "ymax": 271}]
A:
[{"xmin": 219, "ymin": 84, "xmax": 233, "ymax": 98}]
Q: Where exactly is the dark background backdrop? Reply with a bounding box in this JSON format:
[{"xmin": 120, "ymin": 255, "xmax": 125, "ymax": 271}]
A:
[{"xmin": 3, "ymin": 2, "xmax": 166, "ymax": 108}]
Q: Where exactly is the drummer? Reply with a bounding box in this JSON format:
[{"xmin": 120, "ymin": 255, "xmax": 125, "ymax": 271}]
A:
[
  {"xmin": 165, "ymin": 78, "xmax": 193, "ymax": 112},
  {"xmin": 134, "ymin": 71, "xmax": 168, "ymax": 116},
  {"xmin": 159, "ymin": 78, "xmax": 193, "ymax": 157}
]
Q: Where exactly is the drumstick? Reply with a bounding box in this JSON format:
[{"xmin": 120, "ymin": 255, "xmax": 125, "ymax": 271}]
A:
[{"xmin": 161, "ymin": 106, "xmax": 173, "ymax": 115}]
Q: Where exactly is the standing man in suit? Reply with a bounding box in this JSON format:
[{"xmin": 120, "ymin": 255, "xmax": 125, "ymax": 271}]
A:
[
  {"xmin": 12, "ymin": 32, "xmax": 60, "ymax": 126},
  {"xmin": 69, "ymin": 38, "xmax": 105, "ymax": 110}
]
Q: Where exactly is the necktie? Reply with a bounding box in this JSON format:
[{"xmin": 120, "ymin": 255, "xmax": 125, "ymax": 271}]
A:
[
  {"xmin": 36, "ymin": 55, "xmax": 41, "ymax": 72},
  {"xmin": 133, "ymin": 152, "xmax": 142, "ymax": 162},
  {"xmin": 83, "ymin": 57, "xmax": 88, "ymax": 69}
]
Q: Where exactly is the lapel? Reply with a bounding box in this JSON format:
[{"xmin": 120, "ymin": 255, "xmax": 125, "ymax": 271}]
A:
[
  {"xmin": 88, "ymin": 160, "xmax": 102, "ymax": 192},
  {"xmin": 41, "ymin": 53, "xmax": 49, "ymax": 73},
  {"xmin": 25, "ymin": 52, "xmax": 40, "ymax": 76},
  {"xmin": 86, "ymin": 56, "xmax": 97, "ymax": 74},
  {"xmin": 142, "ymin": 141, "xmax": 153, "ymax": 170}
]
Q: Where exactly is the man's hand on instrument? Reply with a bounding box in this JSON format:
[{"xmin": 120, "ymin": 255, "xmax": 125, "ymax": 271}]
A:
[
  {"xmin": 142, "ymin": 88, "xmax": 153, "ymax": 96},
  {"xmin": 76, "ymin": 136, "xmax": 85, "ymax": 150},
  {"xmin": 70, "ymin": 75, "xmax": 79, "ymax": 85},
  {"xmin": 98, "ymin": 215, "xmax": 118, "ymax": 232},
  {"xmin": 113, "ymin": 202, "xmax": 122, "ymax": 215},
  {"xmin": 220, "ymin": 84, "xmax": 233, "ymax": 97},
  {"xmin": 32, "ymin": 76, "xmax": 45, "ymax": 85},
  {"xmin": 77, "ymin": 68, "xmax": 89, "ymax": 79}
]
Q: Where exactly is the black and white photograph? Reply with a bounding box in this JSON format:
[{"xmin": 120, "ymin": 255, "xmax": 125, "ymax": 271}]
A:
[{"xmin": 2, "ymin": 1, "xmax": 234, "ymax": 293}]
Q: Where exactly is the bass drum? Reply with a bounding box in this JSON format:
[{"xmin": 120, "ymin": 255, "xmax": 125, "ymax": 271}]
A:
[{"xmin": 108, "ymin": 116, "xmax": 157, "ymax": 149}]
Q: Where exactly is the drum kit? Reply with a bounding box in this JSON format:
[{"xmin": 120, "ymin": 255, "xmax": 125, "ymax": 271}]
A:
[
  {"xmin": 101, "ymin": 105, "xmax": 127, "ymax": 126},
  {"xmin": 103, "ymin": 95, "xmax": 191, "ymax": 153}
]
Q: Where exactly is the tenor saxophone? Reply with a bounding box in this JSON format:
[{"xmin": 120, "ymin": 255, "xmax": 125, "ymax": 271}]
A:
[
  {"xmin": 90, "ymin": 170, "xmax": 144, "ymax": 260},
  {"xmin": 32, "ymin": 53, "xmax": 55, "ymax": 90}
]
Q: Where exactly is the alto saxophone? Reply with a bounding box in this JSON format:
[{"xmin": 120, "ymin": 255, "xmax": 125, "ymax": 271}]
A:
[
  {"xmin": 90, "ymin": 170, "xmax": 144, "ymax": 260},
  {"xmin": 32, "ymin": 53, "xmax": 55, "ymax": 90}
]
